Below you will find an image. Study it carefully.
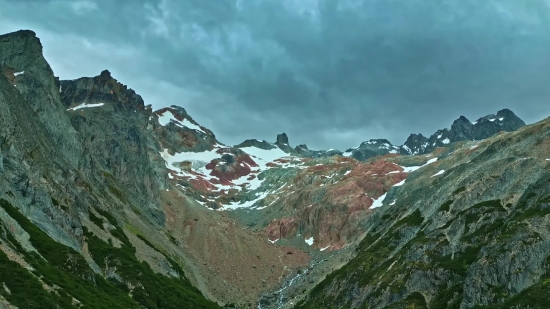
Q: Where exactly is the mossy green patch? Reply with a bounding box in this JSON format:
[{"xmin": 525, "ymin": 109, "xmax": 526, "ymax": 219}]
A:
[
  {"xmin": 452, "ymin": 186, "xmax": 466, "ymax": 196},
  {"xmin": 88, "ymin": 210, "xmax": 105, "ymax": 227},
  {"xmin": 439, "ymin": 200, "xmax": 453, "ymax": 212},
  {"xmin": 386, "ymin": 292, "xmax": 428, "ymax": 309},
  {"xmin": 429, "ymin": 283, "xmax": 463, "ymax": 309},
  {"xmin": 436, "ymin": 245, "xmax": 481, "ymax": 276}
]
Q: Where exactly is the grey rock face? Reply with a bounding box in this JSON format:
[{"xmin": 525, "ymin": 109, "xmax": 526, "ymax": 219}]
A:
[
  {"xmin": 0, "ymin": 65, "xmax": 83, "ymax": 251},
  {"xmin": 0, "ymin": 30, "xmax": 81, "ymax": 168},
  {"xmin": 60, "ymin": 70, "xmax": 146, "ymax": 112},
  {"xmin": 60, "ymin": 72, "xmax": 166, "ymax": 225},
  {"xmin": 276, "ymin": 133, "xmax": 289, "ymax": 146}
]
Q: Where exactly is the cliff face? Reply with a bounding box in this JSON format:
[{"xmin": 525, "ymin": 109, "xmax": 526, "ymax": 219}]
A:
[
  {"xmin": 0, "ymin": 30, "xmax": 221, "ymax": 309},
  {"xmin": 295, "ymin": 119, "xmax": 550, "ymax": 309},
  {"xmin": 0, "ymin": 30, "xmax": 82, "ymax": 168},
  {"xmin": 60, "ymin": 70, "xmax": 167, "ymax": 225}
]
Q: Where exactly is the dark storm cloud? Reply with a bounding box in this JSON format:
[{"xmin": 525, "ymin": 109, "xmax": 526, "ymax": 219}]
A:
[{"xmin": 1, "ymin": 0, "xmax": 550, "ymax": 150}]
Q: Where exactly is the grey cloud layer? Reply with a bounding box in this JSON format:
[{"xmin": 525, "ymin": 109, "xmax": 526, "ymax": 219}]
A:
[{"xmin": 2, "ymin": 0, "xmax": 550, "ymax": 149}]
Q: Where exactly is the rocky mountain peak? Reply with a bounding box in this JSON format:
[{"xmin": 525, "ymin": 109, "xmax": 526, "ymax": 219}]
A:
[
  {"xmin": 399, "ymin": 110, "xmax": 526, "ymax": 156},
  {"xmin": 0, "ymin": 29, "xmax": 54, "ymax": 87},
  {"xmin": 455, "ymin": 115, "xmax": 471, "ymax": 124},
  {"xmin": 401, "ymin": 133, "xmax": 428, "ymax": 155},
  {"xmin": 276, "ymin": 133, "xmax": 289, "ymax": 146},
  {"xmin": 496, "ymin": 108, "xmax": 526, "ymax": 128},
  {"xmin": 60, "ymin": 70, "xmax": 146, "ymax": 113},
  {"xmin": 0, "ymin": 29, "xmax": 82, "ymax": 168},
  {"xmin": 360, "ymin": 138, "xmax": 393, "ymax": 146},
  {"xmin": 0, "ymin": 30, "xmax": 42, "ymax": 65}
]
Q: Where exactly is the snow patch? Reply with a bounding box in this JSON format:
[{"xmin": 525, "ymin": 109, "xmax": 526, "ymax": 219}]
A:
[
  {"xmin": 305, "ymin": 237, "xmax": 314, "ymax": 246},
  {"xmin": 393, "ymin": 179, "xmax": 406, "ymax": 187},
  {"xmin": 390, "ymin": 200, "xmax": 396, "ymax": 206},
  {"xmin": 371, "ymin": 192, "xmax": 387, "ymax": 209},
  {"xmin": 240, "ymin": 146, "xmax": 291, "ymax": 175},
  {"xmin": 426, "ymin": 158, "xmax": 438, "ymax": 164},
  {"xmin": 437, "ymin": 134, "xmax": 443, "ymax": 139},
  {"xmin": 222, "ymin": 190, "xmax": 270, "ymax": 210},
  {"xmin": 430, "ymin": 170, "xmax": 445, "ymax": 178},
  {"xmin": 320, "ymin": 245, "xmax": 330, "ymax": 251},
  {"xmin": 442, "ymin": 138, "xmax": 450, "ymax": 144},
  {"xmin": 489, "ymin": 118, "xmax": 496, "ymax": 122},
  {"xmin": 67, "ymin": 102, "xmax": 105, "ymax": 111},
  {"xmin": 400, "ymin": 157, "xmax": 438, "ymax": 173},
  {"xmin": 268, "ymin": 238, "xmax": 279, "ymax": 244},
  {"xmin": 14, "ymin": 71, "xmax": 24, "ymax": 76},
  {"xmin": 499, "ymin": 117, "xmax": 504, "ymax": 121}
]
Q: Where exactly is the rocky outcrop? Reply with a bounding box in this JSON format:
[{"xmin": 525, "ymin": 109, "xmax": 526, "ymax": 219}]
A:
[
  {"xmin": 274, "ymin": 133, "xmax": 297, "ymax": 154},
  {"xmin": 276, "ymin": 133, "xmax": 289, "ymax": 146}
]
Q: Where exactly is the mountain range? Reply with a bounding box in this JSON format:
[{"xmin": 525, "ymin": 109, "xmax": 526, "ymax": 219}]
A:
[{"xmin": 1, "ymin": 29, "xmax": 549, "ymax": 309}]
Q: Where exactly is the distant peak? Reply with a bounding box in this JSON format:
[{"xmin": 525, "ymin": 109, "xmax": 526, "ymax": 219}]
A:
[
  {"xmin": 99, "ymin": 70, "xmax": 111, "ymax": 78},
  {"xmin": 276, "ymin": 133, "xmax": 289, "ymax": 145},
  {"xmin": 407, "ymin": 133, "xmax": 426, "ymax": 139},
  {"xmin": 496, "ymin": 108, "xmax": 516, "ymax": 117},
  {"xmin": 0, "ymin": 29, "xmax": 37, "ymax": 39},
  {"xmin": 0, "ymin": 29, "xmax": 44, "ymax": 60}
]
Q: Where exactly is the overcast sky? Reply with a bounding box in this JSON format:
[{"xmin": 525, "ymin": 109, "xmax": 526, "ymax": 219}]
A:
[{"xmin": 1, "ymin": 0, "xmax": 550, "ymax": 150}]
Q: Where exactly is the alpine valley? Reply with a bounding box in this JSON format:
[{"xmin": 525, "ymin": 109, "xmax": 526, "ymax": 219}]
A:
[{"xmin": 1, "ymin": 29, "xmax": 549, "ymax": 309}]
